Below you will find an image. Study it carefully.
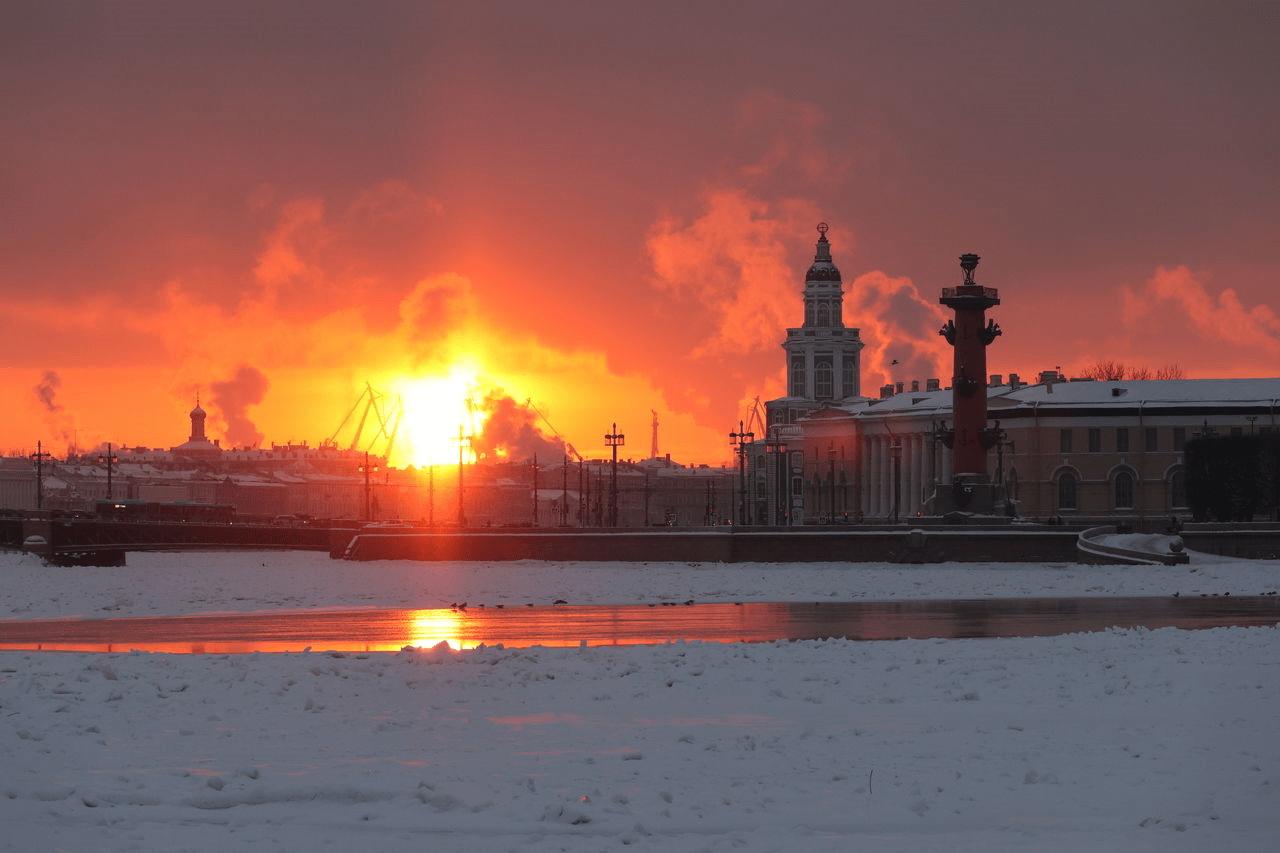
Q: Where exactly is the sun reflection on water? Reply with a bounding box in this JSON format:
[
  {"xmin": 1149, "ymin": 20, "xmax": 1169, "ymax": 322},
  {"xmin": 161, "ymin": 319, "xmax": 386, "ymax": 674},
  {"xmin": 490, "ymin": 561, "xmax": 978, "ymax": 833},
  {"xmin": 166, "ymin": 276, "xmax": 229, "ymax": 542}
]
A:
[{"xmin": 407, "ymin": 608, "xmax": 470, "ymax": 650}]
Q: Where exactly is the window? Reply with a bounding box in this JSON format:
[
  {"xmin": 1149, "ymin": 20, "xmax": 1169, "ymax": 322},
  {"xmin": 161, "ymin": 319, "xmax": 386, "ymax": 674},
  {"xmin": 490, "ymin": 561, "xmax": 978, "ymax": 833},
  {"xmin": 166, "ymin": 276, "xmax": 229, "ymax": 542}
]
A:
[
  {"xmin": 1088, "ymin": 428, "xmax": 1101, "ymax": 452},
  {"xmin": 1114, "ymin": 471, "xmax": 1134, "ymax": 508},
  {"xmin": 814, "ymin": 357, "xmax": 833, "ymax": 399},
  {"xmin": 1144, "ymin": 427, "xmax": 1158, "ymax": 452},
  {"xmin": 1057, "ymin": 473, "xmax": 1078, "ymax": 510},
  {"xmin": 817, "ymin": 304, "xmax": 830, "ymax": 327},
  {"xmin": 791, "ymin": 476, "xmax": 802, "ymax": 496},
  {"xmin": 790, "ymin": 357, "xmax": 805, "ymax": 397},
  {"xmin": 1173, "ymin": 427, "xmax": 1186, "ymax": 451},
  {"xmin": 1116, "ymin": 428, "xmax": 1129, "ymax": 453},
  {"xmin": 842, "ymin": 359, "xmax": 855, "ymax": 398},
  {"xmin": 1170, "ymin": 470, "xmax": 1187, "ymax": 508},
  {"xmin": 1230, "ymin": 426, "xmax": 1243, "ymax": 437},
  {"xmin": 1060, "ymin": 429, "xmax": 1073, "ymax": 453}
]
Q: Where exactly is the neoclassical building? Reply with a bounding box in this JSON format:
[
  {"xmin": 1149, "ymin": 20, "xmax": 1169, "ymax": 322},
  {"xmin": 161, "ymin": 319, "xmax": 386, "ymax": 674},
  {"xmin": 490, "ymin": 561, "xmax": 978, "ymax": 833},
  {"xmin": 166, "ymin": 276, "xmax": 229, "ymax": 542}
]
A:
[{"xmin": 754, "ymin": 227, "xmax": 1280, "ymax": 524}]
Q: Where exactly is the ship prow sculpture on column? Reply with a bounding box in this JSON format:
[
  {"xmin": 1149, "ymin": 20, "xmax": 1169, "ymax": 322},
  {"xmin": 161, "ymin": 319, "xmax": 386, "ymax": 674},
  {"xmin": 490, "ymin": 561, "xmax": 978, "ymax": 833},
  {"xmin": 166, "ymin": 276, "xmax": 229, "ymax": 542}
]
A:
[{"xmin": 931, "ymin": 252, "xmax": 1004, "ymax": 520}]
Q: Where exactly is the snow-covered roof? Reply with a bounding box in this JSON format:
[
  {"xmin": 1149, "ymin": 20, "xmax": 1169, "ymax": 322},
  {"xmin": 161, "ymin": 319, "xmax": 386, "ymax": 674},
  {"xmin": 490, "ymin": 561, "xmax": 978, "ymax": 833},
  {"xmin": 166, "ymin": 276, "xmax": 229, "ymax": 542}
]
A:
[{"xmin": 999, "ymin": 378, "xmax": 1280, "ymax": 408}]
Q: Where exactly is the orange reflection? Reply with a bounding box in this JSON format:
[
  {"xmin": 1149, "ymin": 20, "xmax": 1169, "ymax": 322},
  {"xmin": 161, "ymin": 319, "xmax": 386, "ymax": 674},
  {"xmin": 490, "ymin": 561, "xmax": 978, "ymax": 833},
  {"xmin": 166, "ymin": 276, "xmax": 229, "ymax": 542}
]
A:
[{"xmin": 407, "ymin": 608, "xmax": 468, "ymax": 649}]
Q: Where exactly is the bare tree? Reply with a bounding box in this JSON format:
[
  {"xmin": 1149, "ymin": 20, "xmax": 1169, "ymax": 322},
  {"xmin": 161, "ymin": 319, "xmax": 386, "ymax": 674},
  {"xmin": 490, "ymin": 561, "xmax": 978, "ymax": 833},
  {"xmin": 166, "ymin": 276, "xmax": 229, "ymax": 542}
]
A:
[
  {"xmin": 1080, "ymin": 361, "xmax": 1185, "ymax": 381},
  {"xmin": 1082, "ymin": 360, "xmax": 1128, "ymax": 381}
]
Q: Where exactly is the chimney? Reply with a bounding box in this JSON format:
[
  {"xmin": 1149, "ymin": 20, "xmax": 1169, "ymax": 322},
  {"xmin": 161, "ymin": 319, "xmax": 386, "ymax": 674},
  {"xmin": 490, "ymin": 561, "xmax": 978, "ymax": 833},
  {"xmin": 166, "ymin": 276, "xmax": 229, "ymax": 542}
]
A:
[
  {"xmin": 911, "ymin": 380, "xmax": 920, "ymax": 392},
  {"xmin": 990, "ymin": 374, "xmax": 1002, "ymax": 387},
  {"xmin": 1009, "ymin": 373, "xmax": 1021, "ymax": 389},
  {"xmin": 880, "ymin": 384, "xmax": 894, "ymax": 398},
  {"xmin": 895, "ymin": 381, "xmax": 905, "ymax": 394},
  {"xmin": 926, "ymin": 378, "xmax": 941, "ymax": 391}
]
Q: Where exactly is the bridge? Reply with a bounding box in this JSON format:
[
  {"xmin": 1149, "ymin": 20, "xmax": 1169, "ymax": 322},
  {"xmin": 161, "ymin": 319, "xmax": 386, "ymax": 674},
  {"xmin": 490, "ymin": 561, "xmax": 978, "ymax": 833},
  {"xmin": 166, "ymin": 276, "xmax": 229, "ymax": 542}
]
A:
[
  {"xmin": 6, "ymin": 515, "xmax": 1278, "ymax": 567},
  {"xmin": 7, "ymin": 517, "xmax": 342, "ymax": 566}
]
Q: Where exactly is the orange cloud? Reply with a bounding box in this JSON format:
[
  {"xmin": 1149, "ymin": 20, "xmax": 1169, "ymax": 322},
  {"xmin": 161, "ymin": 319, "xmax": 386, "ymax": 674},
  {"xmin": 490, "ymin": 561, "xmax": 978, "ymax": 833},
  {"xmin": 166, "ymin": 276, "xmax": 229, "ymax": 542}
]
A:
[
  {"xmin": 1122, "ymin": 265, "xmax": 1280, "ymax": 357},
  {"xmin": 844, "ymin": 270, "xmax": 951, "ymax": 389},
  {"xmin": 647, "ymin": 188, "xmax": 820, "ymax": 357}
]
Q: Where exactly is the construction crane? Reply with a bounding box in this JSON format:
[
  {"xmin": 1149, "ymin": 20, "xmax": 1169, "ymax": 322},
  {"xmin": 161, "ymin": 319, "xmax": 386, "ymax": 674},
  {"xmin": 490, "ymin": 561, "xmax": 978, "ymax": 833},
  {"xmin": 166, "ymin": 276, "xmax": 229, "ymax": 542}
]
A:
[
  {"xmin": 327, "ymin": 382, "xmax": 404, "ymax": 461},
  {"xmin": 745, "ymin": 396, "xmax": 767, "ymax": 438},
  {"xmin": 526, "ymin": 398, "xmax": 582, "ymax": 461},
  {"xmin": 650, "ymin": 410, "xmax": 659, "ymax": 459}
]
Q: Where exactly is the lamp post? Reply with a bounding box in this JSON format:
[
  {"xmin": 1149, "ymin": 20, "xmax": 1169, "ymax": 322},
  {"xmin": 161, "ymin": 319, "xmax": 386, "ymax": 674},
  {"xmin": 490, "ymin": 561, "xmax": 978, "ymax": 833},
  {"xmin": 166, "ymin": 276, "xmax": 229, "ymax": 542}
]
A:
[
  {"xmin": 360, "ymin": 451, "xmax": 379, "ymax": 522},
  {"xmin": 31, "ymin": 441, "xmax": 52, "ymax": 511},
  {"xmin": 98, "ymin": 442, "xmax": 119, "ymax": 501},
  {"xmin": 729, "ymin": 421, "xmax": 755, "ymax": 526},
  {"xmin": 455, "ymin": 427, "xmax": 470, "ymax": 526},
  {"xmin": 531, "ymin": 453, "xmax": 540, "ymax": 527},
  {"xmin": 605, "ymin": 423, "xmax": 625, "ymax": 527}
]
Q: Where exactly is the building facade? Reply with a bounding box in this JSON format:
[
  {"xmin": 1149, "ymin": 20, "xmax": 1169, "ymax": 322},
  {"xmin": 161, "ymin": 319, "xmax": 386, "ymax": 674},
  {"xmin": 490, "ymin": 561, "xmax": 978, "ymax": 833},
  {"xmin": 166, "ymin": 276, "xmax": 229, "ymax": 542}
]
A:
[{"xmin": 753, "ymin": 228, "xmax": 1280, "ymax": 524}]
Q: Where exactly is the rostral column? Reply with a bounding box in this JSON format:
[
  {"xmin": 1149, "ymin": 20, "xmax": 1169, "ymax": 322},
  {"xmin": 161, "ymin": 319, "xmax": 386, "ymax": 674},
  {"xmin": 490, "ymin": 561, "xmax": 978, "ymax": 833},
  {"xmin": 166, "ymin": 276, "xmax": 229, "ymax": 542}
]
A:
[{"xmin": 938, "ymin": 253, "xmax": 1001, "ymax": 512}]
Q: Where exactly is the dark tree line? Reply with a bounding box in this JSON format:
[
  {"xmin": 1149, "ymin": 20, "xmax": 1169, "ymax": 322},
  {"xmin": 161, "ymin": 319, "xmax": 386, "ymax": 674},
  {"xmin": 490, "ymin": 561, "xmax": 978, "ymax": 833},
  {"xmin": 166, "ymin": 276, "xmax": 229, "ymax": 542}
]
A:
[{"xmin": 1185, "ymin": 434, "xmax": 1280, "ymax": 522}]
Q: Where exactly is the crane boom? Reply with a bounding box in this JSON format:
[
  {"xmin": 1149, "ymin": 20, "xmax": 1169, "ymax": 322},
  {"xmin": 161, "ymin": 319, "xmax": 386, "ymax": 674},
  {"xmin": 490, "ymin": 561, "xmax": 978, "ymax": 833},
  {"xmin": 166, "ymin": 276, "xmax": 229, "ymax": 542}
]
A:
[{"xmin": 526, "ymin": 398, "xmax": 582, "ymax": 461}]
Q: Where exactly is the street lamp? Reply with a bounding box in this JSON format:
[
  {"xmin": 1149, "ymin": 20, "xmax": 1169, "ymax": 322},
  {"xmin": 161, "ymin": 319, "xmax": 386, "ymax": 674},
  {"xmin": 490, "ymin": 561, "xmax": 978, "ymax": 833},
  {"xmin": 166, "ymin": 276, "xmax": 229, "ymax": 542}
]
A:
[
  {"xmin": 765, "ymin": 430, "xmax": 788, "ymax": 525},
  {"xmin": 30, "ymin": 441, "xmax": 52, "ymax": 511},
  {"xmin": 98, "ymin": 442, "xmax": 119, "ymax": 501},
  {"xmin": 359, "ymin": 451, "xmax": 379, "ymax": 522},
  {"xmin": 455, "ymin": 427, "xmax": 471, "ymax": 526},
  {"xmin": 729, "ymin": 421, "xmax": 755, "ymax": 526},
  {"xmin": 605, "ymin": 423, "xmax": 625, "ymax": 527}
]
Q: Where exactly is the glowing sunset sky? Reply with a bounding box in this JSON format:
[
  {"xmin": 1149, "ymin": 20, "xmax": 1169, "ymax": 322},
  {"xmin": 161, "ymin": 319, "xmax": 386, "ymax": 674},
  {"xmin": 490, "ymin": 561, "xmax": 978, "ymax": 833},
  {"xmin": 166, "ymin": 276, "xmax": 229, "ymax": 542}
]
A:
[{"xmin": 3, "ymin": 1, "xmax": 1277, "ymax": 467}]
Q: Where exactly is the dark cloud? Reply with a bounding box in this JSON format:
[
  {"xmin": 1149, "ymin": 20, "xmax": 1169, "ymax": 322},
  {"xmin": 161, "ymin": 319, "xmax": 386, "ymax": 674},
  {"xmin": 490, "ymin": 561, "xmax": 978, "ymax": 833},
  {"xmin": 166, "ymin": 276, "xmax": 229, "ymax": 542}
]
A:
[
  {"xmin": 210, "ymin": 365, "xmax": 270, "ymax": 448},
  {"xmin": 471, "ymin": 392, "xmax": 564, "ymax": 463}
]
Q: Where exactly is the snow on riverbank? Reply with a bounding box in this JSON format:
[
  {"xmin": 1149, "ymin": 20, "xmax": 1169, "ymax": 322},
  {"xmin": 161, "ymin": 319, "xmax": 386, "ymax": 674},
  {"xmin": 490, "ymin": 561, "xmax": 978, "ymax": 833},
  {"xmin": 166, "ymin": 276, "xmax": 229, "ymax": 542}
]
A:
[
  {"xmin": 2, "ymin": 548, "xmax": 1277, "ymax": 621},
  {"xmin": 2, "ymin": 549, "xmax": 1278, "ymax": 852}
]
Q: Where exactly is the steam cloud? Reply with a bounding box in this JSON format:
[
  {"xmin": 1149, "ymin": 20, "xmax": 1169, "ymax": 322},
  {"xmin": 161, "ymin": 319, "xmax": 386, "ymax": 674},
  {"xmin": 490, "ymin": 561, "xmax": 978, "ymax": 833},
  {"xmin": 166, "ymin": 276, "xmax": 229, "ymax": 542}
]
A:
[
  {"xmin": 470, "ymin": 392, "xmax": 565, "ymax": 463},
  {"xmin": 33, "ymin": 369, "xmax": 78, "ymax": 448},
  {"xmin": 34, "ymin": 370, "xmax": 62, "ymax": 412},
  {"xmin": 844, "ymin": 271, "xmax": 952, "ymax": 389},
  {"xmin": 1122, "ymin": 265, "xmax": 1280, "ymax": 357},
  {"xmin": 210, "ymin": 365, "xmax": 270, "ymax": 448}
]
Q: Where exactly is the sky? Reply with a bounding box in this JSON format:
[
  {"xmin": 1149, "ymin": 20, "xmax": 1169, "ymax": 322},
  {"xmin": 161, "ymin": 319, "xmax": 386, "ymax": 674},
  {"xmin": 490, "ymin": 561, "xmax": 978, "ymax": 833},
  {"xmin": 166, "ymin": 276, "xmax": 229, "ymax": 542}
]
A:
[{"xmin": 3, "ymin": 1, "xmax": 1278, "ymax": 467}]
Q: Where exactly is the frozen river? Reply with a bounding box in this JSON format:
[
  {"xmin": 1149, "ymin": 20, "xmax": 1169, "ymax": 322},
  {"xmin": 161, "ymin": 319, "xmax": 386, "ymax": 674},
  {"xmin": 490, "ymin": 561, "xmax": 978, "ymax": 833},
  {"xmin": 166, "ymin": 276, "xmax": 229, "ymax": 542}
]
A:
[{"xmin": 2, "ymin": 594, "xmax": 1276, "ymax": 653}]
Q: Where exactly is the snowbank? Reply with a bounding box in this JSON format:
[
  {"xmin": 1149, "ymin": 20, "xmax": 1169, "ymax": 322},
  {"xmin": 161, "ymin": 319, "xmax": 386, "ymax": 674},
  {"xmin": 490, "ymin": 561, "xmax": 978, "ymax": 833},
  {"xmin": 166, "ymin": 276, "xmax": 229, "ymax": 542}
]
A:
[{"xmin": 1, "ymin": 549, "xmax": 1277, "ymax": 851}]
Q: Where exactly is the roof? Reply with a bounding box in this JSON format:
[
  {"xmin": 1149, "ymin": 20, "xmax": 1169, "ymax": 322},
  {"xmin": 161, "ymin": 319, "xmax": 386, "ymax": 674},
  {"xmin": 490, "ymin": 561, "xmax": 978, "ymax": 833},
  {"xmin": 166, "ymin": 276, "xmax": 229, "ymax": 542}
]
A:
[{"xmin": 809, "ymin": 377, "xmax": 1280, "ymax": 426}]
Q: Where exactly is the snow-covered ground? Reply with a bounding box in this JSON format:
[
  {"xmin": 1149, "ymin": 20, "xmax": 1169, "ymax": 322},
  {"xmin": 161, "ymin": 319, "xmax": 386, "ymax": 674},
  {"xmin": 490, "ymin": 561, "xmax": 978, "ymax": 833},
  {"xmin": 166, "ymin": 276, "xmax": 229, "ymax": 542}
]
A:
[{"xmin": 2, "ymin": 548, "xmax": 1277, "ymax": 852}]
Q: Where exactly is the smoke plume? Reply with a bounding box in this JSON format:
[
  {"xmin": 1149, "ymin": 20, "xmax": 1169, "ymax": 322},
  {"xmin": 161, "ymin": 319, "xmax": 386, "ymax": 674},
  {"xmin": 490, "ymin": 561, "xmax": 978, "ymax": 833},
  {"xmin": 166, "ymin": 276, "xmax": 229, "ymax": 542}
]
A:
[
  {"xmin": 210, "ymin": 365, "xmax": 270, "ymax": 448},
  {"xmin": 470, "ymin": 392, "xmax": 565, "ymax": 463}
]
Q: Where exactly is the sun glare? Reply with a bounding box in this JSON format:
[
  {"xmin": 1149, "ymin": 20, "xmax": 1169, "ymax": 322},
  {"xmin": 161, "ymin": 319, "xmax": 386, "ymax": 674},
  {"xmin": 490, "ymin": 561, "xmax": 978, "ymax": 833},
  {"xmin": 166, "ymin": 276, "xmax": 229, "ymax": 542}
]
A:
[{"xmin": 394, "ymin": 364, "xmax": 488, "ymax": 467}]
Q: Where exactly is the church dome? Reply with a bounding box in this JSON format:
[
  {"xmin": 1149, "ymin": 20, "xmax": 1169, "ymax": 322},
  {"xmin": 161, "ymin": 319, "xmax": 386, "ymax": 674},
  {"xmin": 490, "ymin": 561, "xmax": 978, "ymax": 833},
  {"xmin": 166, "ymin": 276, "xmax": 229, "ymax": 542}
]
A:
[{"xmin": 805, "ymin": 222, "xmax": 842, "ymax": 282}]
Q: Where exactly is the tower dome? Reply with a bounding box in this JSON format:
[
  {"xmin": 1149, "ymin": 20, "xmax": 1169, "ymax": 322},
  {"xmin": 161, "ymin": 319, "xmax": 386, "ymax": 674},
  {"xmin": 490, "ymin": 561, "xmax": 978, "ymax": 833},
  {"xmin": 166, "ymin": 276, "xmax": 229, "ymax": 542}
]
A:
[{"xmin": 805, "ymin": 222, "xmax": 843, "ymax": 282}]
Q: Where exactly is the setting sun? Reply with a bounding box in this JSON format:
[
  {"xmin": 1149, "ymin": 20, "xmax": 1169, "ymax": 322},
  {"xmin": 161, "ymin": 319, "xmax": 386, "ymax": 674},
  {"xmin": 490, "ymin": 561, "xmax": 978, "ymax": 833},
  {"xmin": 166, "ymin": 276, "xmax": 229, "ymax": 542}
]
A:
[{"xmin": 392, "ymin": 363, "xmax": 489, "ymax": 468}]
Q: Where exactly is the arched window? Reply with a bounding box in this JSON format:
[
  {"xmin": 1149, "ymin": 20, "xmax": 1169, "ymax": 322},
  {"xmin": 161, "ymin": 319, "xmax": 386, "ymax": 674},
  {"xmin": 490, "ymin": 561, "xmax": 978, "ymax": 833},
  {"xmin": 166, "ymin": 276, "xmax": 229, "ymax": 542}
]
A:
[
  {"xmin": 814, "ymin": 357, "xmax": 833, "ymax": 399},
  {"xmin": 1057, "ymin": 472, "xmax": 1077, "ymax": 510},
  {"xmin": 817, "ymin": 304, "xmax": 830, "ymax": 327},
  {"xmin": 1114, "ymin": 471, "xmax": 1134, "ymax": 509},
  {"xmin": 790, "ymin": 357, "xmax": 806, "ymax": 397},
  {"xmin": 1170, "ymin": 470, "xmax": 1187, "ymax": 508},
  {"xmin": 841, "ymin": 359, "xmax": 855, "ymax": 398}
]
